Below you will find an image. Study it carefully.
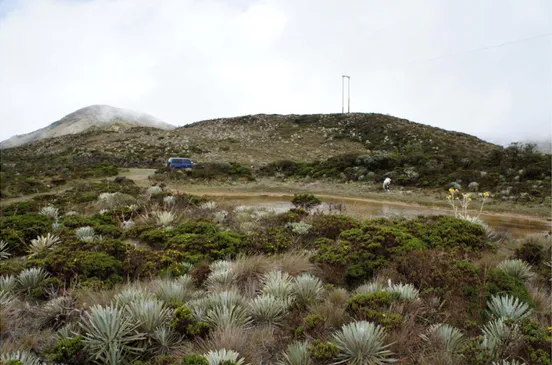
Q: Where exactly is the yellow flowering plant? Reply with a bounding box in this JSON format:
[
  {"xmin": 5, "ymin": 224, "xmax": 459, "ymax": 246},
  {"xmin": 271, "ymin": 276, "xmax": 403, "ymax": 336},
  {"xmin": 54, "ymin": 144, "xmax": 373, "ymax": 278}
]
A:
[{"xmin": 446, "ymin": 188, "xmax": 490, "ymax": 219}]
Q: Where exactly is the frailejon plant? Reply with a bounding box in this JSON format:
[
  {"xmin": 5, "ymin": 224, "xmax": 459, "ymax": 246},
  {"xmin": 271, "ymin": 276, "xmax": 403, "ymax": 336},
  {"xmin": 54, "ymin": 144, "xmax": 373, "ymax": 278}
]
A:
[
  {"xmin": 248, "ymin": 294, "xmax": 289, "ymax": 327},
  {"xmin": 355, "ymin": 282, "xmax": 385, "ymax": 295},
  {"xmin": 150, "ymin": 326, "xmax": 181, "ymax": 355},
  {"xmin": 124, "ymin": 297, "xmax": 172, "ymax": 333},
  {"xmin": 27, "ymin": 233, "xmax": 61, "ymax": 258},
  {"xmin": 486, "ymin": 295, "xmax": 533, "ymax": 322},
  {"xmin": 75, "ymin": 226, "xmax": 96, "ymax": 242},
  {"xmin": 204, "ymin": 303, "xmax": 251, "ymax": 329},
  {"xmin": 0, "ymin": 240, "xmax": 11, "ymax": 260},
  {"xmin": 40, "ymin": 205, "xmax": 59, "ymax": 219},
  {"xmin": 0, "ymin": 289, "xmax": 17, "ymax": 307},
  {"xmin": 388, "ymin": 282, "xmax": 420, "ymax": 302},
  {"xmin": 0, "ymin": 275, "xmax": 17, "ymax": 293},
  {"xmin": 292, "ymin": 274, "xmax": 324, "ymax": 302},
  {"xmin": 278, "ymin": 341, "xmax": 312, "ymax": 365},
  {"xmin": 79, "ymin": 305, "xmax": 145, "ymax": 364},
  {"xmin": 0, "ymin": 351, "xmax": 44, "ymax": 365},
  {"xmin": 200, "ymin": 201, "xmax": 218, "ymax": 211},
  {"xmin": 419, "ymin": 323, "xmax": 466, "ymax": 363},
  {"xmin": 496, "ymin": 259, "xmax": 534, "ymax": 282},
  {"xmin": 154, "ymin": 211, "xmax": 177, "ymax": 227},
  {"xmin": 155, "ymin": 278, "xmax": 198, "ymax": 306},
  {"xmin": 40, "ymin": 295, "xmax": 77, "ymax": 329},
  {"xmin": 113, "ymin": 287, "xmax": 155, "ymax": 308},
  {"xmin": 203, "ymin": 349, "xmax": 246, "ymax": 365},
  {"xmin": 331, "ymin": 321, "xmax": 395, "ymax": 364},
  {"xmin": 17, "ymin": 267, "xmax": 49, "ymax": 293},
  {"xmin": 287, "ymin": 222, "xmax": 312, "ymax": 235},
  {"xmin": 481, "ymin": 318, "xmax": 522, "ymax": 356},
  {"xmin": 261, "ymin": 271, "xmax": 295, "ymax": 301}
]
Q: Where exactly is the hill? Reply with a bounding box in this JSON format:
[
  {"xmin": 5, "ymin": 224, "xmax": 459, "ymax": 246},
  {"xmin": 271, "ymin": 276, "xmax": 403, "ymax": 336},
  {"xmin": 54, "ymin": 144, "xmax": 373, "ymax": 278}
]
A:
[
  {"xmin": 1, "ymin": 113, "xmax": 550, "ymax": 204},
  {"xmin": 0, "ymin": 105, "xmax": 175, "ymax": 149}
]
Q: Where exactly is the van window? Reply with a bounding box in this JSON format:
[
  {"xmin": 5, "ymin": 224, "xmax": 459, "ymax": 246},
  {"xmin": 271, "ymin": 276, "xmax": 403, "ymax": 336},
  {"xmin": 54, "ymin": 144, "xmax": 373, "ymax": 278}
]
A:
[{"xmin": 171, "ymin": 159, "xmax": 183, "ymax": 164}]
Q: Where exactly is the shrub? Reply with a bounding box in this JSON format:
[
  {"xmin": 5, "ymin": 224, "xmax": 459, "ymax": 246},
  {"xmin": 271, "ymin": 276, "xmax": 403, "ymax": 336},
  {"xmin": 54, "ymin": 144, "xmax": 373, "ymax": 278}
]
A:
[
  {"xmin": 0, "ymin": 213, "xmax": 53, "ymax": 255},
  {"xmin": 245, "ymin": 227, "xmax": 292, "ymax": 254},
  {"xmin": 181, "ymin": 354, "xmax": 209, "ymax": 365},
  {"xmin": 312, "ymin": 222, "xmax": 424, "ymax": 284},
  {"xmin": 170, "ymin": 305, "xmax": 209, "ymax": 338},
  {"xmin": 46, "ymin": 336, "xmax": 88, "ymax": 365},
  {"xmin": 307, "ymin": 339, "xmax": 339, "ymax": 363},
  {"xmin": 168, "ymin": 231, "xmax": 245, "ymax": 263},
  {"xmin": 310, "ymin": 214, "xmax": 361, "ymax": 239},
  {"xmin": 331, "ymin": 321, "xmax": 395, "ymax": 364},
  {"xmin": 515, "ymin": 239, "xmax": 544, "ymax": 265},
  {"xmin": 486, "ymin": 268, "xmax": 534, "ymax": 307},
  {"xmin": 291, "ymin": 193, "xmax": 322, "ymax": 211}
]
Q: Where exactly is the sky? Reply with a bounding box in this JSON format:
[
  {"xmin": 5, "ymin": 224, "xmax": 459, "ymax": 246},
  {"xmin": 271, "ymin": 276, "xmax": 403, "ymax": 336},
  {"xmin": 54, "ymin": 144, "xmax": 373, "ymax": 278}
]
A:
[{"xmin": 0, "ymin": 0, "xmax": 551, "ymax": 144}]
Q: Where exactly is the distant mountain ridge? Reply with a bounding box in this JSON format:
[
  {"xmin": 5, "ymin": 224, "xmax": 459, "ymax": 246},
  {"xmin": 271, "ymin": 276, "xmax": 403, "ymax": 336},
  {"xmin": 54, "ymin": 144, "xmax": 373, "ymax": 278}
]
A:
[{"xmin": 0, "ymin": 105, "xmax": 175, "ymax": 149}]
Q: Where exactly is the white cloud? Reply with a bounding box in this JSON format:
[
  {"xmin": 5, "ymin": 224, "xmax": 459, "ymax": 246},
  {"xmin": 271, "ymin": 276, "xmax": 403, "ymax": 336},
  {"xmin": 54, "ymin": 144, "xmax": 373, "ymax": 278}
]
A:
[{"xmin": 0, "ymin": 0, "xmax": 550, "ymax": 144}]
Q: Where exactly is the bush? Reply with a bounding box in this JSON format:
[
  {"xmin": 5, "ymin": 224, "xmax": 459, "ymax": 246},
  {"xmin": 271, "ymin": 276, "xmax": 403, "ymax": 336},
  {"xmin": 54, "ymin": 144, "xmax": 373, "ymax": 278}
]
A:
[
  {"xmin": 245, "ymin": 227, "xmax": 293, "ymax": 254},
  {"xmin": 310, "ymin": 214, "xmax": 361, "ymax": 240},
  {"xmin": 486, "ymin": 268, "xmax": 535, "ymax": 307},
  {"xmin": 46, "ymin": 336, "xmax": 88, "ymax": 365},
  {"xmin": 0, "ymin": 214, "xmax": 54, "ymax": 255},
  {"xmin": 312, "ymin": 222, "xmax": 424, "ymax": 284},
  {"xmin": 515, "ymin": 240, "xmax": 544, "ymax": 266},
  {"xmin": 180, "ymin": 355, "xmax": 209, "ymax": 365},
  {"xmin": 308, "ymin": 339, "xmax": 339, "ymax": 363},
  {"xmin": 291, "ymin": 193, "xmax": 322, "ymax": 211},
  {"xmin": 170, "ymin": 305, "xmax": 209, "ymax": 338},
  {"xmin": 168, "ymin": 231, "xmax": 245, "ymax": 262}
]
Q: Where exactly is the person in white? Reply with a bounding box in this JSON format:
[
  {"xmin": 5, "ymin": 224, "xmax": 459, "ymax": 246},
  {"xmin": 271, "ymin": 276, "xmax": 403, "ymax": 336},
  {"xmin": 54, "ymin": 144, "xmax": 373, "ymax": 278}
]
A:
[{"xmin": 383, "ymin": 177, "xmax": 391, "ymax": 192}]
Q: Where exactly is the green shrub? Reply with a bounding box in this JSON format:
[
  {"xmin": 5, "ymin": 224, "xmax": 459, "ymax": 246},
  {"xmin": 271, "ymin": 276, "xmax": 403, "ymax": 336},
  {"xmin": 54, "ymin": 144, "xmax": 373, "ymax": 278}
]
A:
[
  {"xmin": 180, "ymin": 354, "xmax": 209, "ymax": 365},
  {"xmin": 308, "ymin": 339, "xmax": 339, "ymax": 363},
  {"xmin": 140, "ymin": 228, "xmax": 172, "ymax": 246},
  {"xmin": 168, "ymin": 231, "xmax": 245, "ymax": 262},
  {"xmin": 291, "ymin": 193, "xmax": 322, "ymax": 211},
  {"xmin": 515, "ymin": 240, "xmax": 544, "ymax": 265},
  {"xmin": 310, "ymin": 214, "xmax": 361, "ymax": 239},
  {"xmin": 46, "ymin": 336, "xmax": 88, "ymax": 365},
  {"xmin": 170, "ymin": 305, "xmax": 209, "ymax": 338},
  {"xmin": 174, "ymin": 221, "xmax": 219, "ymax": 235},
  {"xmin": 245, "ymin": 226, "xmax": 292, "ymax": 254},
  {"xmin": 312, "ymin": 222, "xmax": 424, "ymax": 284},
  {"xmin": 486, "ymin": 268, "xmax": 534, "ymax": 307},
  {"xmin": 0, "ymin": 214, "xmax": 53, "ymax": 255},
  {"xmin": 346, "ymin": 291, "xmax": 399, "ymax": 313}
]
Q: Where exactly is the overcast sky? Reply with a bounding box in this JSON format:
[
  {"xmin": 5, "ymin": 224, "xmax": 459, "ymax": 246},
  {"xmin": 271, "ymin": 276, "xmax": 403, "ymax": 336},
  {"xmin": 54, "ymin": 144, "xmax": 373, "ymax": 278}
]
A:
[{"xmin": 0, "ymin": 0, "xmax": 551, "ymax": 144}]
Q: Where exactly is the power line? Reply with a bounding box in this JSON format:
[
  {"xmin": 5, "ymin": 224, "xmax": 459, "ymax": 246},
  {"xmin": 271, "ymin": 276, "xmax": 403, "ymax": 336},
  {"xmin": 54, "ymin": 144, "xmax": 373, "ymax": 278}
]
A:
[{"xmin": 406, "ymin": 32, "xmax": 552, "ymax": 65}]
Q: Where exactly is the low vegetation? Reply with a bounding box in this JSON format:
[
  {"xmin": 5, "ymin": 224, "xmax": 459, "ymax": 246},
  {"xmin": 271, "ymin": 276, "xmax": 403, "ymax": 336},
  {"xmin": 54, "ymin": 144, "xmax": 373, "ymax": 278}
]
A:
[{"xmin": 0, "ymin": 178, "xmax": 550, "ymax": 364}]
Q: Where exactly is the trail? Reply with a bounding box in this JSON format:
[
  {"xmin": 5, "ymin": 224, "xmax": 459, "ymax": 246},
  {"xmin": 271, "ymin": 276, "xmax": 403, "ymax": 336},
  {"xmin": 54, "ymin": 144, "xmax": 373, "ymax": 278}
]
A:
[{"xmin": 2, "ymin": 168, "xmax": 550, "ymax": 225}]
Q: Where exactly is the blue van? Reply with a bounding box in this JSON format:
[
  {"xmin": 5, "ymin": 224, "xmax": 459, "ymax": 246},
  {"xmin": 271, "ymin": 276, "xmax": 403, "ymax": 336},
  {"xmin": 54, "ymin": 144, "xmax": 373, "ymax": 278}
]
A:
[{"xmin": 167, "ymin": 157, "xmax": 195, "ymax": 169}]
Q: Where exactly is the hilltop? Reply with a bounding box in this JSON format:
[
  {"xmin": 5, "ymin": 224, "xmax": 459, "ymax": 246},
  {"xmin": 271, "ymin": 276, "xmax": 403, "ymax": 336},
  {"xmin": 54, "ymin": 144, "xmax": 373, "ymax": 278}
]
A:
[
  {"xmin": 0, "ymin": 105, "xmax": 174, "ymax": 149},
  {"xmin": 1, "ymin": 112, "xmax": 550, "ymax": 206}
]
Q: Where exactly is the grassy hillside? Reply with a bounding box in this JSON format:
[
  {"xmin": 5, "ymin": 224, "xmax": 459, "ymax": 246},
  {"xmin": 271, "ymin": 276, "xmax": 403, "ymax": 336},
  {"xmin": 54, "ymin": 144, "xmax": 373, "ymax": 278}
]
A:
[{"xmin": 1, "ymin": 113, "xmax": 550, "ymax": 205}]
